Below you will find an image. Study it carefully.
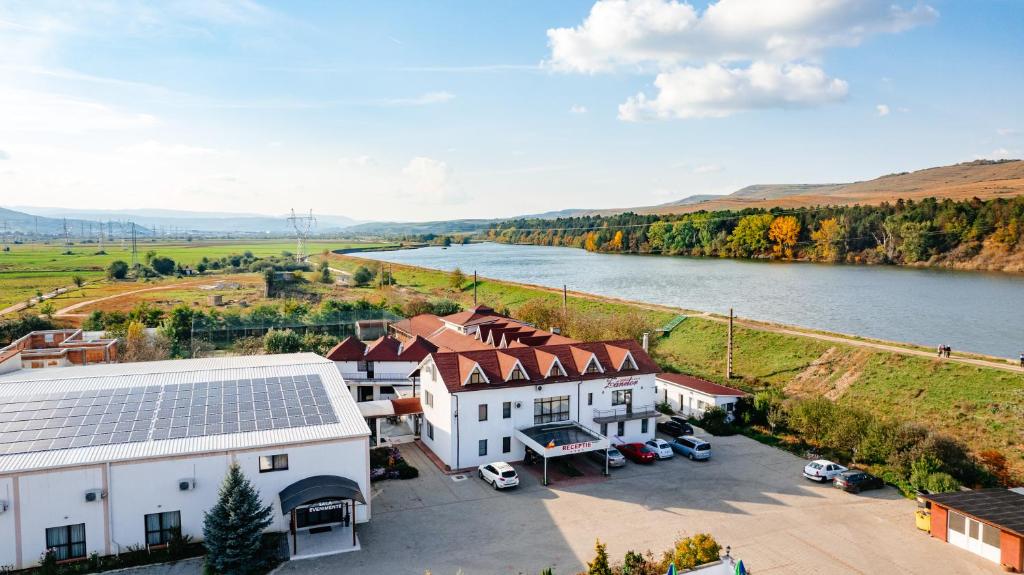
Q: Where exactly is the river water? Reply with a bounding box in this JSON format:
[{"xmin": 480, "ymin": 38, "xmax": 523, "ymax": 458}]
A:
[{"xmin": 356, "ymin": 243, "xmax": 1024, "ymax": 358}]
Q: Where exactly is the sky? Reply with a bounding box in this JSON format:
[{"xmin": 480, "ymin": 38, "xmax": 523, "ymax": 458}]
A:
[{"xmin": 0, "ymin": 0, "xmax": 1022, "ymax": 222}]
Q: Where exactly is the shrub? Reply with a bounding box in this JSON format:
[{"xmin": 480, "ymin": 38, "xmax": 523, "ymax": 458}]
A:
[
  {"xmin": 107, "ymin": 260, "xmax": 129, "ymax": 279},
  {"xmin": 662, "ymin": 533, "xmax": 720, "ymax": 571},
  {"xmin": 587, "ymin": 540, "xmax": 613, "ymax": 575},
  {"xmin": 396, "ymin": 462, "xmax": 419, "ymax": 479},
  {"xmin": 263, "ymin": 329, "xmax": 301, "ymax": 354},
  {"xmin": 352, "ymin": 266, "xmax": 374, "ymax": 286},
  {"xmin": 150, "ymin": 256, "xmax": 176, "ymax": 275},
  {"xmin": 698, "ymin": 407, "xmax": 734, "ymax": 436},
  {"xmin": 922, "ymin": 472, "xmax": 960, "ymax": 493},
  {"xmin": 787, "ymin": 397, "xmax": 835, "ymax": 446},
  {"xmin": 449, "ymin": 267, "xmax": 467, "ymax": 290}
]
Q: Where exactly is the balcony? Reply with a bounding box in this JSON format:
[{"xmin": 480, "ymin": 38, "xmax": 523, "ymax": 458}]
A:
[
  {"xmin": 340, "ymin": 371, "xmax": 415, "ymax": 382},
  {"xmin": 592, "ymin": 404, "xmax": 658, "ymax": 424}
]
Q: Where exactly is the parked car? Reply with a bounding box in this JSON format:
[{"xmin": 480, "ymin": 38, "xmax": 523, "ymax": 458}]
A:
[
  {"xmin": 656, "ymin": 417, "xmax": 694, "ymax": 437},
  {"xmin": 669, "ymin": 436, "xmax": 712, "ymax": 460},
  {"xmin": 834, "ymin": 469, "xmax": 884, "ymax": 493},
  {"xmin": 587, "ymin": 447, "xmax": 627, "ymax": 468},
  {"xmin": 645, "ymin": 438, "xmax": 674, "ymax": 459},
  {"xmin": 616, "ymin": 442, "xmax": 657, "ymax": 464},
  {"xmin": 478, "ymin": 461, "xmax": 520, "ymax": 490},
  {"xmin": 803, "ymin": 459, "xmax": 848, "ymax": 482}
]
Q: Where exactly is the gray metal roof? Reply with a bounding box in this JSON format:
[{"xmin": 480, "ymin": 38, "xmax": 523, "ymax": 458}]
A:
[{"xmin": 0, "ymin": 353, "xmax": 370, "ymax": 474}]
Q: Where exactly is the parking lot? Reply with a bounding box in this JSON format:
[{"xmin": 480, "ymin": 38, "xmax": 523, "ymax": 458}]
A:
[{"xmin": 277, "ymin": 431, "xmax": 998, "ymax": 575}]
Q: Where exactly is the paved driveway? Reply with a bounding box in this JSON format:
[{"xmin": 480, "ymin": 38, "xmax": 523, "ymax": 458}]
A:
[{"xmin": 278, "ymin": 434, "xmax": 998, "ymax": 575}]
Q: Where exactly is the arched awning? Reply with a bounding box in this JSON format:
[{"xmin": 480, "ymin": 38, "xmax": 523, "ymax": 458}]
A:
[{"xmin": 278, "ymin": 475, "xmax": 365, "ymax": 516}]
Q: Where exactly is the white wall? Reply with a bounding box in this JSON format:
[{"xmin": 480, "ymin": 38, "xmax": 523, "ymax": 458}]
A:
[
  {"xmin": 419, "ymin": 360, "xmax": 454, "ymax": 467},
  {"xmin": 1, "ymin": 437, "xmax": 371, "ymax": 569},
  {"xmin": 656, "ymin": 382, "xmax": 739, "ymax": 420}
]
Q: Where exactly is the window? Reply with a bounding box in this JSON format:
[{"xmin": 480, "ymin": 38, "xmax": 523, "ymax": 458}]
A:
[
  {"xmin": 502, "ymin": 401, "xmax": 512, "ymax": 419},
  {"xmin": 508, "ymin": 366, "xmax": 527, "ymax": 381},
  {"xmin": 584, "ymin": 358, "xmax": 602, "ymax": 374},
  {"xmin": 600, "ymin": 423, "xmax": 608, "ymax": 436},
  {"xmin": 259, "ymin": 454, "xmax": 289, "ymax": 473},
  {"xmin": 981, "ymin": 522, "xmax": 1002, "ymax": 548},
  {"xmin": 478, "ymin": 404, "xmax": 488, "ymax": 421},
  {"xmin": 478, "ymin": 439, "xmax": 487, "ymax": 456},
  {"xmin": 587, "ymin": 392, "xmax": 593, "ymax": 406},
  {"xmin": 46, "ymin": 524, "xmax": 86, "ymax": 561},
  {"xmin": 145, "ymin": 511, "xmax": 181, "ymax": 546},
  {"xmin": 424, "ymin": 390, "xmax": 434, "ymax": 408},
  {"xmin": 426, "ymin": 420, "xmax": 434, "ymax": 440},
  {"xmin": 616, "ymin": 421, "xmax": 625, "ymax": 436},
  {"xmin": 548, "ymin": 362, "xmax": 566, "ymax": 377},
  {"xmin": 502, "ymin": 436, "xmax": 511, "ymax": 453},
  {"xmin": 641, "ymin": 418, "xmax": 649, "ymax": 433},
  {"xmin": 620, "ymin": 355, "xmax": 637, "ymax": 370},
  {"xmin": 612, "ymin": 390, "xmax": 631, "ymax": 406},
  {"xmin": 533, "ymin": 396, "xmax": 570, "ymax": 424},
  {"xmin": 725, "ymin": 402, "xmax": 734, "ymax": 412},
  {"xmin": 468, "ymin": 369, "xmax": 486, "ymax": 384},
  {"xmin": 380, "ymin": 385, "xmax": 396, "ymax": 396}
]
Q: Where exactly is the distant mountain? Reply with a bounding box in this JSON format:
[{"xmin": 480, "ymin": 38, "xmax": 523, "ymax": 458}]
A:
[
  {"xmin": 344, "ymin": 219, "xmax": 494, "ymax": 236},
  {"xmin": 9, "ymin": 207, "xmax": 360, "ymax": 234},
  {"xmin": 0, "ymin": 207, "xmax": 152, "ymax": 237}
]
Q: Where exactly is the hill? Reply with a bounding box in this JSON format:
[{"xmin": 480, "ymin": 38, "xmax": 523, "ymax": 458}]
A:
[
  {"xmin": 626, "ymin": 159, "xmax": 1024, "ymax": 216},
  {"xmin": 10, "ymin": 207, "xmax": 360, "ymax": 234},
  {"xmin": 0, "ymin": 207, "xmax": 152, "ymax": 237}
]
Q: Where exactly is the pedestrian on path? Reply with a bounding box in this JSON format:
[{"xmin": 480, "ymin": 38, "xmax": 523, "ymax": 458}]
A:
[
  {"xmin": 937, "ymin": 344, "xmax": 944, "ymax": 358},
  {"xmin": 1019, "ymin": 351, "xmax": 1024, "ymax": 368}
]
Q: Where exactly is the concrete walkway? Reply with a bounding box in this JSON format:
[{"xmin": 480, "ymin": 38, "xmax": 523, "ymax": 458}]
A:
[{"xmin": 109, "ymin": 557, "xmax": 204, "ymax": 575}]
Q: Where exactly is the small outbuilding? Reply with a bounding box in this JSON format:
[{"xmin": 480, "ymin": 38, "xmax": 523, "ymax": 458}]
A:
[
  {"xmin": 655, "ymin": 373, "xmax": 746, "ymax": 421},
  {"xmin": 922, "ymin": 488, "xmax": 1024, "ymax": 571}
]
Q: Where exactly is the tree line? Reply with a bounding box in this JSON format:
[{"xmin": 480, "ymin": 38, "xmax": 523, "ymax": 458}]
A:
[{"xmin": 483, "ymin": 196, "xmax": 1024, "ymax": 265}]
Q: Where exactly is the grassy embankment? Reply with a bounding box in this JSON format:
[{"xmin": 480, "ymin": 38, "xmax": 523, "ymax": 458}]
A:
[
  {"xmin": 325, "ymin": 252, "xmax": 1024, "ymax": 474},
  {"xmin": 0, "ymin": 240, "xmax": 390, "ymax": 313}
]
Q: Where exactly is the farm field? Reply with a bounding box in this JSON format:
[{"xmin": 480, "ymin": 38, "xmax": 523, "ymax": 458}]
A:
[
  {"xmin": 0, "ymin": 240, "xmax": 390, "ymax": 312},
  {"xmin": 324, "ymin": 252, "xmax": 1024, "ymax": 477}
]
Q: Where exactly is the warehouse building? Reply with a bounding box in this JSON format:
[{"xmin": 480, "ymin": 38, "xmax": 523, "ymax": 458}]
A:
[
  {"xmin": 416, "ymin": 339, "xmax": 660, "ymax": 478},
  {"xmin": 0, "ymin": 353, "xmax": 372, "ymax": 568}
]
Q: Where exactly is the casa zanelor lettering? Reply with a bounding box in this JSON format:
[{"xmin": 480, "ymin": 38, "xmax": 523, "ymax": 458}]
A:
[{"xmin": 604, "ymin": 376, "xmax": 639, "ymax": 389}]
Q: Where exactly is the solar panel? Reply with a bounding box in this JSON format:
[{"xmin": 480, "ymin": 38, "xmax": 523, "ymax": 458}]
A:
[{"xmin": 0, "ymin": 374, "xmax": 338, "ymax": 457}]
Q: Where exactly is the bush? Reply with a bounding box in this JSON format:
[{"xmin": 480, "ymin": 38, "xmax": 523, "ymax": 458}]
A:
[
  {"xmin": 662, "ymin": 533, "xmax": 720, "ymax": 571},
  {"xmin": 787, "ymin": 397, "xmax": 835, "ymax": 446},
  {"xmin": 698, "ymin": 407, "xmax": 734, "ymax": 436},
  {"xmin": 107, "ymin": 260, "xmax": 129, "ymax": 279},
  {"xmin": 352, "ymin": 266, "xmax": 374, "ymax": 286},
  {"xmin": 263, "ymin": 329, "xmax": 301, "ymax": 354},
  {"xmin": 396, "ymin": 462, "xmax": 419, "ymax": 479},
  {"xmin": 150, "ymin": 256, "xmax": 176, "ymax": 275}
]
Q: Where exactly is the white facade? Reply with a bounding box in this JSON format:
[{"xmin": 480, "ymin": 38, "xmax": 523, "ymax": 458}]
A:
[
  {"xmin": 334, "ymin": 359, "xmax": 419, "ymax": 402},
  {"xmin": 0, "ymin": 354, "xmax": 372, "ymax": 570},
  {"xmin": 419, "ymin": 358, "xmax": 658, "ymax": 470},
  {"xmin": 656, "ymin": 378, "xmax": 743, "ymax": 421}
]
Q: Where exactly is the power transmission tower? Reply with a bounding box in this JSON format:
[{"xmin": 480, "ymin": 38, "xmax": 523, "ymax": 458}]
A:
[
  {"xmin": 1, "ymin": 220, "xmax": 8, "ymax": 251},
  {"xmin": 130, "ymin": 222, "xmax": 138, "ymax": 267},
  {"xmin": 287, "ymin": 209, "xmax": 316, "ymax": 261},
  {"xmin": 63, "ymin": 219, "xmax": 71, "ymax": 251},
  {"xmin": 97, "ymin": 221, "xmax": 104, "ymax": 251}
]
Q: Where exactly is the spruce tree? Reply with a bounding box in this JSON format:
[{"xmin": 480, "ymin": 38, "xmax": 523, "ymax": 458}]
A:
[
  {"xmin": 203, "ymin": 463, "xmax": 273, "ymax": 575},
  {"xmin": 587, "ymin": 540, "xmax": 612, "ymax": 575}
]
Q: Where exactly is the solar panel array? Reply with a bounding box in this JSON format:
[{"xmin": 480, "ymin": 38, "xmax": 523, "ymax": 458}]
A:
[{"xmin": 0, "ymin": 374, "xmax": 338, "ymax": 456}]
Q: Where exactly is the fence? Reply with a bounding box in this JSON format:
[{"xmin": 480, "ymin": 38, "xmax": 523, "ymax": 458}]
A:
[{"xmin": 190, "ymin": 309, "xmax": 403, "ymax": 351}]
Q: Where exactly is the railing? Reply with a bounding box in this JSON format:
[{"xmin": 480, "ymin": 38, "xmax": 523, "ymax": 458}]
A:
[
  {"xmin": 340, "ymin": 372, "xmax": 415, "ymax": 382},
  {"xmin": 592, "ymin": 404, "xmax": 658, "ymax": 424}
]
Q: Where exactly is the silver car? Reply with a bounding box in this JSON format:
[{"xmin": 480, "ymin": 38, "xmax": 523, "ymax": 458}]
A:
[{"xmin": 588, "ymin": 447, "xmax": 627, "ymax": 467}]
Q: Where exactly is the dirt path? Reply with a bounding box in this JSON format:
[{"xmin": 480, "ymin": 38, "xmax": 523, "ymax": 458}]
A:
[
  {"xmin": 0, "ymin": 287, "xmax": 71, "ymax": 316},
  {"xmin": 53, "ymin": 281, "xmax": 213, "ymax": 319}
]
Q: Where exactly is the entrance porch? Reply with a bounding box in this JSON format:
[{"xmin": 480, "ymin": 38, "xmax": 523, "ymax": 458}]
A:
[{"xmin": 278, "ymin": 475, "xmax": 368, "ymax": 560}]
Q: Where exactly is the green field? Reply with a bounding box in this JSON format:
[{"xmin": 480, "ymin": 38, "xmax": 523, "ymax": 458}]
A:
[
  {"xmin": 326, "ymin": 253, "xmax": 1024, "ymax": 474},
  {"xmin": 0, "ymin": 240, "xmax": 389, "ymax": 311}
]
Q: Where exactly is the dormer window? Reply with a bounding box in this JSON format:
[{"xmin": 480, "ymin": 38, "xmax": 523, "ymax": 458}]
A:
[
  {"xmin": 548, "ymin": 363, "xmax": 566, "ymax": 378},
  {"xmin": 620, "ymin": 355, "xmax": 637, "ymax": 371},
  {"xmin": 584, "ymin": 357, "xmax": 602, "ymax": 374},
  {"xmin": 468, "ymin": 369, "xmax": 487, "ymax": 384},
  {"xmin": 509, "ymin": 366, "xmax": 527, "ymax": 380}
]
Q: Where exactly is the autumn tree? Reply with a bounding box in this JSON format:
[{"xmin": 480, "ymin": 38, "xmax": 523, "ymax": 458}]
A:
[
  {"xmin": 727, "ymin": 214, "xmax": 773, "ymax": 257},
  {"xmin": 449, "ymin": 267, "xmax": 467, "ymax": 290},
  {"xmin": 768, "ymin": 216, "xmax": 800, "ymax": 259},
  {"xmin": 811, "ymin": 217, "xmax": 846, "ymax": 262},
  {"xmin": 584, "ymin": 231, "xmax": 598, "ymax": 252},
  {"xmin": 663, "ymin": 533, "xmax": 721, "ymax": 571},
  {"xmin": 586, "ymin": 540, "xmax": 612, "ymax": 575},
  {"xmin": 609, "ymin": 230, "xmax": 624, "ymax": 251}
]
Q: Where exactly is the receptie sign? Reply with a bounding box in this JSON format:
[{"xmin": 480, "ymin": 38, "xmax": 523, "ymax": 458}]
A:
[{"xmin": 556, "ymin": 441, "xmax": 593, "ymax": 454}]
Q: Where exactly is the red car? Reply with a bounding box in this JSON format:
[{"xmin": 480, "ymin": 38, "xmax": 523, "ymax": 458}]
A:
[{"xmin": 616, "ymin": 443, "xmax": 656, "ymax": 464}]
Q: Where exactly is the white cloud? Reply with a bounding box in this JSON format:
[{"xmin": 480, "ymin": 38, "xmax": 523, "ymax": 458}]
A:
[
  {"xmin": 569, "ymin": 104, "xmax": 588, "ymax": 114},
  {"xmin": 692, "ymin": 163, "xmax": 722, "ymax": 174},
  {"xmin": 339, "ymin": 155, "xmax": 374, "ymax": 167},
  {"xmin": 619, "ymin": 61, "xmax": 847, "ymax": 120},
  {"xmin": 401, "ymin": 157, "xmax": 465, "ymax": 205},
  {"xmin": 997, "ymin": 128, "xmax": 1019, "ymax": 137},
  {"xmin": 378, "ymin": 91, "xmax": 455, "ymax": 107},
  {"xmin": 876, "ymin": 104, "xmax": 890, "ymax": 116},
  {"xmin": 0, "ymin": 150, "xmax": 9, "ymax": 160},
  {"xmin": 0, "ymin": 88, "xmax": 157, "ymax": 133},
  {"xmin": 548, "ymin": 0, "xmax": 935, "ymax": 120},
  {"xmin": 547, "ymin": 0, "xmax": 937, "ymax": 73},
  {"xmin": 984, "ymin": 148, "xmax": 1020, "ymax": 160}
]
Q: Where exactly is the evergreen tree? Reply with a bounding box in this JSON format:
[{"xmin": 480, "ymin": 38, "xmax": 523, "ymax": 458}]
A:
[
  {"xmin": 587, "ymin": 540, "xmax": 612, "ymax": 575},
  {"xmin": 203, "ymin": 463, "xmax": 273, "ymax": 575}
]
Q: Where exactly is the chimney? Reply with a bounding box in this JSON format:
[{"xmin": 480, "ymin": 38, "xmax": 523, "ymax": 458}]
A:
[{"xmin": 642, "ymin": 332, "xmax": 649, "ymax": 352}]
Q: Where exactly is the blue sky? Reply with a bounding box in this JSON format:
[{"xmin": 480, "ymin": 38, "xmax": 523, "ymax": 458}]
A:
[{"xmin": 1, "ymin": 0, "xmax": 1021, "ymax": 221}]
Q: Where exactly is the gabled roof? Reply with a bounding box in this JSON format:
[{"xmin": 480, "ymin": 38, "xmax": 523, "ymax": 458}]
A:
[
  {"xmin": 495, "ymin": 352, "xmax": 526, "ymax": 381},
  {"xmin": 398, "ymin": 336, "xmax": 438, "ymax": 362},
  {"xmin": 533, "ymin": 349, "xmax": 565, "ymax": 378},
  {"xmin": 604, "ymin": 344, "xmax": 635, "ymax": 371},
  {"xmin": 427, "ymin": 340, "xmax": 658, "ymax": 394},
  {"xmin": 391, "ymin": 313, "xmax": 445, "ymax": 339},
  {"xmin": 656, "ymin": 373, "xmax": 747, "ymax": 397},
  {"xmin": 324, "ymin": 336, "xmax": 366, "ymax": 361},
  {"xmin": 441, "ymin": 304, "xmax": 499, "ymax": 327},
  {"xmin": 364, "ymin": 336, "xmax": 403, "ymax": 361}
]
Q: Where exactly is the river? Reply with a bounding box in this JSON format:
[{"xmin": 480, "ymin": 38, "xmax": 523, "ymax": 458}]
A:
[{"xmin": 355, "ymin": 243, "xmax": 1024, "ymax": 359}]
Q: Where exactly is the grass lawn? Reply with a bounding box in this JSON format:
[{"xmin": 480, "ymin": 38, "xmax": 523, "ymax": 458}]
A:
[{"xmin": 0, "ymin": 240, "xmax": 391, "ymax": 311}]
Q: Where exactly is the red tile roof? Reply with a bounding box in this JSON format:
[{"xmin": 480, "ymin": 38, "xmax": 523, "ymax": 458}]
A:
[
  {"xmin": 324, "ymin": 336, "xmax": 366, "ymax": 361},
  {"xmin": 656, "ymin": 373, "xmax": 746, "ymax": 397},
  {"xmin": 364, "ymin": 336, "xmax": 403, "ymax": 361},
  {"xmin": 391, "ymin": 314, "xmax": 445, "ymax": 339},
  {"xmin": 429, "ymin": 340, "xmax": 658, "ymax": 394},
  {"xmin": 398, "ymin": 336, "xmax": 438, "ymax": 362},
  {"xmin": 440, "ymin": 304, "xmax": 497, "ymax": 327}
]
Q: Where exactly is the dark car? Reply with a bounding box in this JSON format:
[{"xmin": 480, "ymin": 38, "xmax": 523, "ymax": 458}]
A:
[
  {"xmin": 616, "ymin": 442, "xmax": 656, "ymax": 464},
  {"xmin": 656, "ymin": 417, "xmax": 694, "ymax": 437},
  {"xmin": 834, "ymin": 470, "xmax": 885, "ymax": 493}
]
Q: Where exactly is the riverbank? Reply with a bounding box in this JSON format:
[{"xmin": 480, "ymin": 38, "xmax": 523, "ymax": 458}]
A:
[{"xmin": 322, "ymin": 252, "xmax": 1024, "ymax": 477}]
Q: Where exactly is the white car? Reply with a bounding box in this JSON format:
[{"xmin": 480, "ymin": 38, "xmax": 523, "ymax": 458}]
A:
[
  {"xmin": 645, "ymin": 438, "xmax": 674, "ymax": 460},
  {"xmin": 803, "ymin": 459, "xmax": 847, "ymax": 482},
  {"xmin": 478, "ymin": 461, "xmax": 520, "ymax": 490}
]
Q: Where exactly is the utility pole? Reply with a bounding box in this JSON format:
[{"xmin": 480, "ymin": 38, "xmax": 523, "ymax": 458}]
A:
[
  {"xmin": 726, "ymin": 307, "xmax": 734, "ymax": 380},
  {"xmin": 62, "ymin": 219, "xmax": 71, "ymax": 251},
  {"xmin": 562, "ymin": 285, "xmax": 568, "ymax": 325},
  {"xmin": 473, "ymin": 270, "xmax": 478, "ymax": 305},
  {"xmin": 130, "ymin": 222, "xmax": 138, "ymax": 267}
]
